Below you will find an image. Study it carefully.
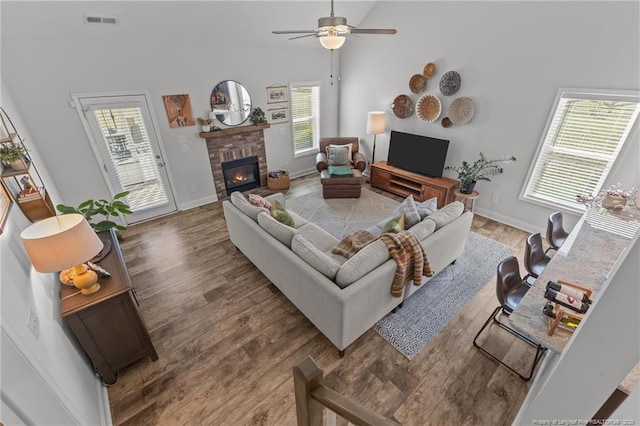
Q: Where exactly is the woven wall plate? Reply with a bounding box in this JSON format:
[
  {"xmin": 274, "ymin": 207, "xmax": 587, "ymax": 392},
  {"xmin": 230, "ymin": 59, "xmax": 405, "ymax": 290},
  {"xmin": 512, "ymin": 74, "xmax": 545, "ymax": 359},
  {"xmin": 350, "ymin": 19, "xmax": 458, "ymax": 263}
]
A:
[
  {"xmin": 448, "ymin": 97, "xmax": 475, "ymax": 125},
  {"xmin": 391, "ymin": 95, "xmax": 414, "ymax": 119},
  {"xmin": 409, "ymin": 74, "xmax": 427, "ymax": 94},
  {"xmin": 439, "ymin": 71, "xmax": 461, "ymax": 96},
  {"xmin": 423, "ymin": 62, "xmax": 437, "ymax": 78},
  {"xmin": 416, "ymin": 94, "xmax": 442, "ymax": 122}
]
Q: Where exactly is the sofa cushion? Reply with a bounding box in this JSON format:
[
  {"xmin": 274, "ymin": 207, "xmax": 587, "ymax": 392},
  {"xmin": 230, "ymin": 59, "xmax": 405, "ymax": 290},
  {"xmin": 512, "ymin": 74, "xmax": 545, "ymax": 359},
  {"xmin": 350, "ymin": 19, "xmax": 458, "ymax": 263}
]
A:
[
  {"xmin": 292, "ymin": 234, "xmax": 341, "ymax": 279},
  {"xmin": 248, "ymin": 193, "xmax": 272, "ymax": 209},
  {"xmin": 416, "ymin": 197, "xmax": 438, "ymax": 219},
  {"xmin": 257, "ymin": 212, "xmax": 299, "ymax": 248},
  {"xmin": 394, "ymin": 195, "xmax": 421, "ymax": 229},
  {"xmin": 381, "ymin": 214, "xmax": 405, "ymax": 234},
  {"xmin": 335, "ymin": 240, "xmax": 391, "ymax": 288},
  {"xmin": 427, "ymin": 201, "xmax": 465, "ymax": 229},
  {"xmin": 326, "ymin": 145, "xmax": 350, "ymax": 166},
  {"xmin": 270, "ymin": 200, "xmax": 295, "ymax": 227},
  {"xmin": 230, "ymin": 191, "xmax": 268, "ymax": 222},
  {"xmin": 409, "ymin": 218, "xmax": 437, "ymax": 241},
  {"xmin": 297, "ymin": 222, "xmax": 339, "ymax": 252}
]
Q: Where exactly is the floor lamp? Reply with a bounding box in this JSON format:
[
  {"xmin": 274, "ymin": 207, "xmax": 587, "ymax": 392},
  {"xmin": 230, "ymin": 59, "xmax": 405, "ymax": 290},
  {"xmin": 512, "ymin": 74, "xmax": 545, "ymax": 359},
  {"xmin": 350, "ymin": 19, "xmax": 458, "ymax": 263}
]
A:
[{"xmin": 366, "ymin": 111, "xmax": 386, "ymax": 178}]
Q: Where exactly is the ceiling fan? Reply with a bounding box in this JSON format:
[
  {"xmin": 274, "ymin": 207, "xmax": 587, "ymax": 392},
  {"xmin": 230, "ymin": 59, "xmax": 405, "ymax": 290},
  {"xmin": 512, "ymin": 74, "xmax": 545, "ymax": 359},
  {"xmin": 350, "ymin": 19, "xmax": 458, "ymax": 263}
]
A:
[{"xmin": 272, "ymin": 0, "xmax": 397, "ymax": 50}]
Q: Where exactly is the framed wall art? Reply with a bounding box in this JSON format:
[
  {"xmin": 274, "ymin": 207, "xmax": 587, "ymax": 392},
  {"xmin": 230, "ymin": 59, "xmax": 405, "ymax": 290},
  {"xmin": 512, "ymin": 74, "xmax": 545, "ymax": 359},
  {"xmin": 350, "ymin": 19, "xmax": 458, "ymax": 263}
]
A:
[
  {"xmin": 162, "ymin": 94, "xmax": 195, "ymax": 128},
  {"xmin": 266, "ymin": 85, "xmax": 289, "ymax": 104},
  {"xmin": 0, "ymin": 182, "xmax": 12, "ymax": 235},
  {"xmin": 268, "ymin": 107, "xmax": 289, "ymax": 124}
]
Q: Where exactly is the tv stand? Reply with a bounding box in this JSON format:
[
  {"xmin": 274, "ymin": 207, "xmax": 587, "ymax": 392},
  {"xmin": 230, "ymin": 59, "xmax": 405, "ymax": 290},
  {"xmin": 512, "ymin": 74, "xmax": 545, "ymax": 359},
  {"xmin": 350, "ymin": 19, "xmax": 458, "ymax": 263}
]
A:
[{"xmin": 370, "ymin": 162, "xmax": 458, "ymax": 209}]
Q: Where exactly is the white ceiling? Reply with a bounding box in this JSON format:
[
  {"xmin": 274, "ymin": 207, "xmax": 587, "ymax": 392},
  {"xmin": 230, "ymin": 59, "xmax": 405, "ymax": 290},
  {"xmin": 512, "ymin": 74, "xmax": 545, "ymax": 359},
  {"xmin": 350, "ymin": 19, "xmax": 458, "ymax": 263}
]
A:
[{"xmin": 1, "ymin": 1, "xmax": 379, "ymax": 49}]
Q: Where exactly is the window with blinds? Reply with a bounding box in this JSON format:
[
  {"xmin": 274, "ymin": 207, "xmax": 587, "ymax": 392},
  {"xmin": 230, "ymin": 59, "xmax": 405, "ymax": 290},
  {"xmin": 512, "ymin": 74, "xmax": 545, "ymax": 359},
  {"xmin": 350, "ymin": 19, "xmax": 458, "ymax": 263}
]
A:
[
  {"xmin": 521, "ymin": 89, "xmax": 640, "ymax": 212},
  {"xmin": 290, "ymin": 82, "xmax": 320, "ymax": 157}
]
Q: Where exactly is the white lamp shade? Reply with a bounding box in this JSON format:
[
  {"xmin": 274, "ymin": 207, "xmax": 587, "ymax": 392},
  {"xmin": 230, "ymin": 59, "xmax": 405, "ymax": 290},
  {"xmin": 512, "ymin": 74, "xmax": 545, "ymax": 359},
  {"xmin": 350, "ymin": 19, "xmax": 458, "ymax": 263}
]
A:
[
  {"xmin": 319, "ymin": 35, "xmax": 345, "ymax": 50},
  {"xmin": 367, "ymin": 111, "xmax": 386, "ymax": 135},
  {"xmin": 21, "ymin": 214, "xmax": 104, "ymax": 273}
]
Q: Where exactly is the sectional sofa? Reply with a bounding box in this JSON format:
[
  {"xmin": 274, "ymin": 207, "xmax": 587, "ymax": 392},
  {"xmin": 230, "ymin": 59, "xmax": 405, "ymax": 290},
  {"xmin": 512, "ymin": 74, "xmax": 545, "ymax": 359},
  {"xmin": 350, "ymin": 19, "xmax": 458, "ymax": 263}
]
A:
[{"xmin": 222, "ymin": 191, "xmax": 473, "ymax": 355}]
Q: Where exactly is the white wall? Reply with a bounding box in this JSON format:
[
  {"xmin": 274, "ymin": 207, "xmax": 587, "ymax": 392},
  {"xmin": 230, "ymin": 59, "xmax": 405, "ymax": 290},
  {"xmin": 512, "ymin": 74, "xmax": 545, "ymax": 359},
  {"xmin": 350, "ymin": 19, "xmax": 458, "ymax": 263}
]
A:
[
  {"xmin": 0, "ymin": 86, "xmax": 108, "ymax": 425},
  {"xmin": 340, "ymin": 1, "xmax": 640, "ymax": 232},
  {"xmin": 1, "ymin": 1, "xmax": 341, "ymax": 210}
]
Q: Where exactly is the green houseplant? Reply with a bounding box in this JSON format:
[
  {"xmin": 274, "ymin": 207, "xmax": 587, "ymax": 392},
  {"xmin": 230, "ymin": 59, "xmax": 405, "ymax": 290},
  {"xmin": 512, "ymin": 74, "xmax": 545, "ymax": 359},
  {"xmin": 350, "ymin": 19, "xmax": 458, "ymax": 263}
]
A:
[
  {"xmin": 0, "ymin": 144, "xmax": 27, "ymax": 169},
  {"xmin": 249, "ymin": 107, "xmax": 267, "ymax": 125},
  {"xmin": 56, "ymin": 191, "xmax": 132, "ymax": 232},
  {"xmin": 446, "ymin": 152, "xmax": 517, "ymax": 194}
]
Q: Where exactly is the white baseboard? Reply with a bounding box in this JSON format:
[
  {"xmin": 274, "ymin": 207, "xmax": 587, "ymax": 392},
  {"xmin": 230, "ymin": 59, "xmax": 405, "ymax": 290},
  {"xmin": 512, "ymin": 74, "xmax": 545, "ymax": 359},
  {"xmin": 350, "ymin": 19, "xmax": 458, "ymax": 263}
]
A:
[
  {"xmin": 97, "ymin": 379, "xmax": 112, "ymax": 426},
  {"xmin": 474, "ymin": 207, "xmax": 545, "ymax": 236},
  {"xmin": 289, "ymin": 167, "xmax": 317, "ymax": 179},
  {"xmin": 178, "ymin": 195, "xmax": 218, "ymax": 211}
]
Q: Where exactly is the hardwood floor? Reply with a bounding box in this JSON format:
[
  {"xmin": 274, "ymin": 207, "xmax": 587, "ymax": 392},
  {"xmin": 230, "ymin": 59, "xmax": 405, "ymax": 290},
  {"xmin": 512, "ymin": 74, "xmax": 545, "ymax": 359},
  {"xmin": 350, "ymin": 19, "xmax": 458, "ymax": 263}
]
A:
[{"xmin": 109, "ymin": 176, "xmax": 536, "ymax": 425}]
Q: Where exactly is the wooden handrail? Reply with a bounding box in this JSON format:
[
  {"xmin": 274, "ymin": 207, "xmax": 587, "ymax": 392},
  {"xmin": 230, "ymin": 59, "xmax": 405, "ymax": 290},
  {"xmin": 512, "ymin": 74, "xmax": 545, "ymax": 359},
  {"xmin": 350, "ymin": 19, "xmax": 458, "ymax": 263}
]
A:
[{"xmin": 294, "ymin": 356, "xmax": 401, "ymax": 426}]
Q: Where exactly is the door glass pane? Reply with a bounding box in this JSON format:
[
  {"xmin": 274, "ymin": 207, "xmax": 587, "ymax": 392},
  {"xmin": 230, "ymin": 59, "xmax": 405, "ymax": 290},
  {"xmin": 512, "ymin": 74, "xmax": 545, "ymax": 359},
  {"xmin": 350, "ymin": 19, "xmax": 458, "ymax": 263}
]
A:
[{"xmin": 93, "ymin": 107, "xmax": 169, "ymax": 211}]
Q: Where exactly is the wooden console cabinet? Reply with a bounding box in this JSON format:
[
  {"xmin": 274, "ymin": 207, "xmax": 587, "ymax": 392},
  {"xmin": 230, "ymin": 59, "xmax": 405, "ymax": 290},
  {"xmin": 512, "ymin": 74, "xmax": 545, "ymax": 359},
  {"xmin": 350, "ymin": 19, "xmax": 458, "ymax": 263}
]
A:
[
  {"xmin": 60, "ymin": 229, "xmax": 157, "ymax": 385},
  {"xmin": 370, "ymin": 161, "xmax": 458, "ymax": 208}
]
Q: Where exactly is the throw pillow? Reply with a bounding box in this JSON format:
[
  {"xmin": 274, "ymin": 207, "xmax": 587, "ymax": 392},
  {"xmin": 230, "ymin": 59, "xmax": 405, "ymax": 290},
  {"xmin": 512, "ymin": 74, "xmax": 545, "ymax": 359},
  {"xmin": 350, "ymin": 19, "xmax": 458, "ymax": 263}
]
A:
[
  {"xmin": 394, "ymin": 195, "xmax": 421, "ymax": 229},
  {"xmin": 381, "ymin": 214, "xmax": 405, "ymax": 234},
  {"xmin": 416, "ymin": 197, "xmax": 438, "ymax": 219},
  {"xmin": 248, "ymin": 193, "xmax": 272, "ymax": 209},
  {"xmin": 326, "ymin": 145, "xmax": 350, "ymax": 166},
  {"xmin": 329, "ymin": 143, "xmax": 353, "ymax": 163},
  {"xmin": 270, "ymin": 200, "xmax": 295, "ymax": 227}
]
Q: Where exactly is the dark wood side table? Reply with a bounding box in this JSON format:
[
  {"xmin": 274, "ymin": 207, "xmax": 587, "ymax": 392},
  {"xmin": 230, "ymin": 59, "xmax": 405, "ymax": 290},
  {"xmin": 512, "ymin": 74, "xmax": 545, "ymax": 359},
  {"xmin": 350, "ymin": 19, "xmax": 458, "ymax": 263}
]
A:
[{"xmin": 60, "ymin": 229, "xmax": 157, "ymax": 385}]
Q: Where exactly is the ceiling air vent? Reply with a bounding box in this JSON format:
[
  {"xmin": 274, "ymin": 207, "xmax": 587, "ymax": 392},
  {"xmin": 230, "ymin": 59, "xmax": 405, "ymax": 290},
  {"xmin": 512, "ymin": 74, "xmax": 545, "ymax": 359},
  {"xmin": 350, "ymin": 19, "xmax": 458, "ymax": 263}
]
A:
[{"xmin": 84, "ymin": 15, "xmax": 118, "ymax": 25}]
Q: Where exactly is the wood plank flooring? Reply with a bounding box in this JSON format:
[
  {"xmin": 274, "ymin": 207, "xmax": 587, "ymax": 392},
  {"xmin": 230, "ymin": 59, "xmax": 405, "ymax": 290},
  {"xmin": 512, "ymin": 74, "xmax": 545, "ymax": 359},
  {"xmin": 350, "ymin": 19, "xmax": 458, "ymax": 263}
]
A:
[{"xmin": 109, "ymin": 176, "xmax": 536, "ymax": 425}]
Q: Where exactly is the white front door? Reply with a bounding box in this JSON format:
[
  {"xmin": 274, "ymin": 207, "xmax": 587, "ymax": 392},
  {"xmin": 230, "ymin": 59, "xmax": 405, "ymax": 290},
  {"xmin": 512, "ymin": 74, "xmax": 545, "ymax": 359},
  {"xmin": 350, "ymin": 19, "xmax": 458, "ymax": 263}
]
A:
[{"xmin": 75, "ymin": 93, "xmax": 177, "ymax": 224}]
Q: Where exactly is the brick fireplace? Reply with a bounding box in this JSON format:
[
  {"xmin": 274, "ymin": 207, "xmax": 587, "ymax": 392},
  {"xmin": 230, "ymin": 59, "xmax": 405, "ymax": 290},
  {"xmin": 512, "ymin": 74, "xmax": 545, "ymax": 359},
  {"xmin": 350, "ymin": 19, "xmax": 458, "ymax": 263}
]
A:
[{"xmin": 201, "ymin": 124, "xmax": 270, "ymax": 199}]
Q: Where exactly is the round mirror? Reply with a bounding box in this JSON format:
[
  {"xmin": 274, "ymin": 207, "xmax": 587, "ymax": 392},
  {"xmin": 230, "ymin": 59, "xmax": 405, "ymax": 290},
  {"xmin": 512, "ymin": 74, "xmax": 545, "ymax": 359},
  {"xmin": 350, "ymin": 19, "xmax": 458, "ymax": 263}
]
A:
[{"xmin": 210, "ymin": 80, "xmax": 252, "ymax": 126}]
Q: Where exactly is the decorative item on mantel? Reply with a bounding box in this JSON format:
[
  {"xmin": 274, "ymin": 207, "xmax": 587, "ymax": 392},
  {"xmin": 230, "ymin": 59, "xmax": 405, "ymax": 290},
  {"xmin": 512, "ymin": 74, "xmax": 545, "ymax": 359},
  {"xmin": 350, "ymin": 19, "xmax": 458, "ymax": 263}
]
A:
[
  {"xmin": 197, "ymin": 117, "xmax": 213, "ymax": 132},
  {"xmin": 249, "ymin": 107, "xmax": 268, "ymax": 125},
  {"xmin": 445, "ymin": 152, "xmax": 517, "ymax": 194}
]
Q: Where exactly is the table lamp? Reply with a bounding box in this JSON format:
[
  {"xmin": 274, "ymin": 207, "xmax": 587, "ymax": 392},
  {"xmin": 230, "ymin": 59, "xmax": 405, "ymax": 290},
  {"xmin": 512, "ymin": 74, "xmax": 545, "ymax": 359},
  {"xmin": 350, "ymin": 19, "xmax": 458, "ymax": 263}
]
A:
[
  {"xmin": 366, "ymin": 111, "xmax": 386, "ymax": 166},
  {"xmin": 21, "ymin": 214, "xmax": 104, "ymax": 295}
]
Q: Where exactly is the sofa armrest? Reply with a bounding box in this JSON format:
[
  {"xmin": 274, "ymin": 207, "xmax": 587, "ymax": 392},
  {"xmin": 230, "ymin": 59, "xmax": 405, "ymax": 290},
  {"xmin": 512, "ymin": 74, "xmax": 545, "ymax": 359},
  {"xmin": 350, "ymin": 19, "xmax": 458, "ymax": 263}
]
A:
[
  {"xmin": 353, "ymin": 152, "xmax": 367, "ymax": 171},
  {"xmin": 316, "ymin": 152, "xmax": 328, "ymax": 172}
]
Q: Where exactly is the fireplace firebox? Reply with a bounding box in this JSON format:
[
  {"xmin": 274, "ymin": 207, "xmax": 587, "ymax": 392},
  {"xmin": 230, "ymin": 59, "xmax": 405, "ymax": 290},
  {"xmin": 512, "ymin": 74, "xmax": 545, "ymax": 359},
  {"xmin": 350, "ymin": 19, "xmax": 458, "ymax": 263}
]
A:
[{"xmin": 221, "ymin": 156, "xmax": 260, "ymax": 195}]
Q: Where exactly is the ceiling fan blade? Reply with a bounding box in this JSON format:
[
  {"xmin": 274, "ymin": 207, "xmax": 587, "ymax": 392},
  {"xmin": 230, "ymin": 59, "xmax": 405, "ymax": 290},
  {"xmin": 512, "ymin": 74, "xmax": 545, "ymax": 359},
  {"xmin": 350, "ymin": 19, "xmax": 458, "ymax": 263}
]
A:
[
  {"xmin": 272, "ymin": 30, "xmax": 316, "ymax": 35},
  {"xmin": 350, "ymin": 29, "xmax": 397, "ymax": 35},
  {"xmin": 289, "ymin": 34, "xmax": 318, "ymax": 40}
]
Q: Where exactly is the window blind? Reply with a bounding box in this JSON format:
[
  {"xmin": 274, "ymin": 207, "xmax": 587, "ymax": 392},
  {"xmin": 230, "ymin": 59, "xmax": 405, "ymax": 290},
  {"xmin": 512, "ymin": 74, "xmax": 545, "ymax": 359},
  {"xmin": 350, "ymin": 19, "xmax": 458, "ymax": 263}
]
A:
[
  {"xmin": 93, "ymin": 107, "xmax": 169, "ymax": 210},
  {"xmin": 290, "ymin": 83, "xmax": 320, "ymax": 155},
  {"xmin": 522, "ymin": 90, "xmax": 640, "ymax": 211}
]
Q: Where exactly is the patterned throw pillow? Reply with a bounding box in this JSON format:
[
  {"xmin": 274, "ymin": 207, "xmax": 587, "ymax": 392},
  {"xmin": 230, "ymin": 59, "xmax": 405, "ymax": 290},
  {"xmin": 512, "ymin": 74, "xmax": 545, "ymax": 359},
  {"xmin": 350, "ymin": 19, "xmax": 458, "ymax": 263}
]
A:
[
  {"xmin": 329, "ymin": 143, "xmax": 353, "ymax": 163},
  {"xmin": 270, "ymin": 200, "xmax": 295, "ymax": 227},
  {"xmin": 326, "ymin": 145, "xmax": 350, "ymax": 166},
  {"xmin": 248, "ymin": 193, "xmax": 272, "ymax": 209},
  {"xmin": 416, "ymin": 197, "xmax": 438, "ymax": 219},
  {"xmin": 394, "ymin": 195, "xmax": 421, "ymax": 229},
  {"xmin": 381, "ymin": 214, "xmax": 405, "ymax": 234}
]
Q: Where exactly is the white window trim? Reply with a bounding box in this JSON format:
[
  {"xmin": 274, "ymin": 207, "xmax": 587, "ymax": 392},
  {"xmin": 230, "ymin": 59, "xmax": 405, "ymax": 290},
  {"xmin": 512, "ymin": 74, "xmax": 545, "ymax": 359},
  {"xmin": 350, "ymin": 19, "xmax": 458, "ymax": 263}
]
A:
[
  {"xmin": 519, "ymin": 87, "xmax": 640, "ymax": 213},
  {"xmin": 289, "ymin": 81, "xmax": 321, "ymax": 159}
]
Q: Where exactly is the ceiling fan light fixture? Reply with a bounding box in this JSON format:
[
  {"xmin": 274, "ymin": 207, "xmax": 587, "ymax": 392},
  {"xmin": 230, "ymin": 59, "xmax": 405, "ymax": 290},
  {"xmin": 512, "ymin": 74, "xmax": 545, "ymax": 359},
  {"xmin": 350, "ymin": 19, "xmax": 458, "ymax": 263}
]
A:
[{"xmin": 319, "ymin": 34, "xmax": 345, "ymax": 50}]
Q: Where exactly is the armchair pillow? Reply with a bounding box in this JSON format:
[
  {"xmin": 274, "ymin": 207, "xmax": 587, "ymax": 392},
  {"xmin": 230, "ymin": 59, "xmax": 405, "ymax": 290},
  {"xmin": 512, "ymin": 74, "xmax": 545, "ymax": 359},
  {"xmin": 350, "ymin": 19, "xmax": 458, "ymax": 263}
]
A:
[
  {"xmin": 329, "ymin": 143, "xmax": 353, "ymax": 163},
  {"xmin": 326, "ymin": 145, "xmax": 350, "ymax": 166}
]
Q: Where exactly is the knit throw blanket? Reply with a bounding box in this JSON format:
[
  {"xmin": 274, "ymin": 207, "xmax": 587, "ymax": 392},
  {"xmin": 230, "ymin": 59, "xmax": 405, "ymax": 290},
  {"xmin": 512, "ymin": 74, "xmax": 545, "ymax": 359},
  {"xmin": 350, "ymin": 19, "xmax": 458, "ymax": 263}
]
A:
[
  {"xmin": 332, "ymin": 230, "xmax": 433, "ymax": 298},
  {"xmin": 331, "ymin": 230, "xmax": 377, "ymax": 259},
  {"xmin": 379, "ymin": 231, "xmax": 433, "ymax": 298}
]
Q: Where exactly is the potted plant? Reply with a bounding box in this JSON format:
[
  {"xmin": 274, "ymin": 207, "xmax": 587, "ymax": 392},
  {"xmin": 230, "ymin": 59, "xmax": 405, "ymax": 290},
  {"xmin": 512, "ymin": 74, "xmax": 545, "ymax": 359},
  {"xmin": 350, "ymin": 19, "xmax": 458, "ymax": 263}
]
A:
[
  {"xmin": 249, "ymin": 107, "xmax": 267, "ymax": 125},
  {"xmin": 446, "ymin": 152, "xmax": 517, "ymax": 194},
  {"xmin": 197, "ymin": 117, "xmax": 214, "ymax": 132},
  {"xmin": 0, "ymin": 143, "xmax": 28, "ymax": 170},
  {"xmin": 56, "ymin": 191, "xmax": 132, "ymax": 232}
]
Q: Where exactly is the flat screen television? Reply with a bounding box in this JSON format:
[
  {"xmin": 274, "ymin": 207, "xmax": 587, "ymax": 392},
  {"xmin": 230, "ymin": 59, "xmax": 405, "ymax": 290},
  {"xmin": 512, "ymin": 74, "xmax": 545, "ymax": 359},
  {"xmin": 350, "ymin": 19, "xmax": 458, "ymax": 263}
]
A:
[{"xmin": 387, "ymin": 130, "xmax": 450, "ymax": 178}]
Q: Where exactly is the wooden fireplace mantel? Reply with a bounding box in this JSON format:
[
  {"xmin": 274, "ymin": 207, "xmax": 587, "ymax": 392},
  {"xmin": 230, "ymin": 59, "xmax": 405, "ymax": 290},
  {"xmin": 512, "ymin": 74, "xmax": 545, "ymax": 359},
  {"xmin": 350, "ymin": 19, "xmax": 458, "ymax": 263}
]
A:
[{"xmin": 199, "ymin": 123, "xmax": 270, "ymax": 139}]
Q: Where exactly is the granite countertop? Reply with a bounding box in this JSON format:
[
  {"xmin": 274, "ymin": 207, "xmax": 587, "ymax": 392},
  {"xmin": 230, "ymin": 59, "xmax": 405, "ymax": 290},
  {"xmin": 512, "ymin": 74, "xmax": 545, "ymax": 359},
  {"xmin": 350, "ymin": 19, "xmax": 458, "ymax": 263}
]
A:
[{"xmin": 510, "ymin": 206, "xmax": 640, "ymax": 354}]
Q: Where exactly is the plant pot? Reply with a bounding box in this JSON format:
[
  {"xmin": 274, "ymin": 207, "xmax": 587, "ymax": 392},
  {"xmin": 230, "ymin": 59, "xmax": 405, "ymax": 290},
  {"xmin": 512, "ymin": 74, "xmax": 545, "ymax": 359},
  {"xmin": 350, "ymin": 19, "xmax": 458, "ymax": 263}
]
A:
[
  {"xmin": 459, "ymin": 181, "xmax": 476, "ymax": 194},
  {"xmin": 9, "ymin": 159, "xmax": 26, "ymax": 170},
  {"xmin": 201, "ymin": 125, "xmax": 211, "ymax": 132},
  {"xmin": 602, "ymin": 193, "xmax": 627, "ymax": 209}
]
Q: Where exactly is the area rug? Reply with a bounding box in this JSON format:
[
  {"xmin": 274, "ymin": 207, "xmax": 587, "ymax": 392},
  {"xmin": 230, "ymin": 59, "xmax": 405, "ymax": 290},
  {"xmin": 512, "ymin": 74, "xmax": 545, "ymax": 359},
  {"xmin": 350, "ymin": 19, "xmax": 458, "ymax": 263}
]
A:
[
  {"xmin": 373, "ymin": 232, "xmax": 513, "ymax": 359},
  {"xmin": 286, "ymin": 187, "xmax": 400, "ymax": 239}
]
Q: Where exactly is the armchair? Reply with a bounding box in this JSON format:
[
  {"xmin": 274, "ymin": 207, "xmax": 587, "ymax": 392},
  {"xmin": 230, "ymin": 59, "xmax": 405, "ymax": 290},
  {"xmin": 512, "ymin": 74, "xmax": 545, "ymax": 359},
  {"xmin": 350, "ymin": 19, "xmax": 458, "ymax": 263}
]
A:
[{"xmin": 316, "ymin": 137, "xmax": 365, "ymax": 199}]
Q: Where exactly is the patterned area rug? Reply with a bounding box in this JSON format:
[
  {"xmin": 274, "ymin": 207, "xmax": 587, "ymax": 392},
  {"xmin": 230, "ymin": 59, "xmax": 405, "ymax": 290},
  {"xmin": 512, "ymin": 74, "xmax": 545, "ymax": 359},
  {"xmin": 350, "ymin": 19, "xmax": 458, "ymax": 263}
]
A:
[
  {"xmin": 373, "ymin": 232, "xmax": 512, "ymax": 359},
  {"xmin": 285, "ymin": 188, "xmax": 400, "ymax": 239}
]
